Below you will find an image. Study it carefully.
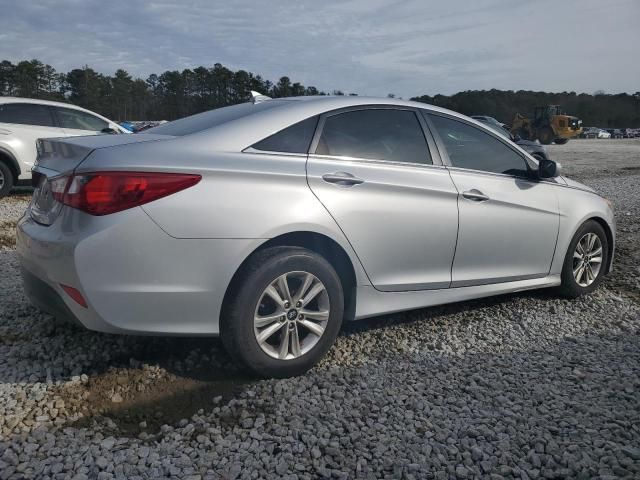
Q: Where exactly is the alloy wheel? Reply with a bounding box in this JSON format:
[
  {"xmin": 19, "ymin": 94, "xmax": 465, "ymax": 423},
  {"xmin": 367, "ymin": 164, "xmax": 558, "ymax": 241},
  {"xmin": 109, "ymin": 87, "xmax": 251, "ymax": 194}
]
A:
[
  {"xmin": 253, "ymin": 271, "xmax": 330, "ymax": 360},
  {"xmin": 572, "ymin": 232, "xmax": 603, "ymax": 287}
]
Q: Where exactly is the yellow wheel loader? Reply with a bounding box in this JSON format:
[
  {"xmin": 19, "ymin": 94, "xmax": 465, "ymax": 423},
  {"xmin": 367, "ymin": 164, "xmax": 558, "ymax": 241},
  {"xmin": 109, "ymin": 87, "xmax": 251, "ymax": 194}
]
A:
[{"xmin": 511, "ymin": 105, "xmax": 582, "ymax": 145}]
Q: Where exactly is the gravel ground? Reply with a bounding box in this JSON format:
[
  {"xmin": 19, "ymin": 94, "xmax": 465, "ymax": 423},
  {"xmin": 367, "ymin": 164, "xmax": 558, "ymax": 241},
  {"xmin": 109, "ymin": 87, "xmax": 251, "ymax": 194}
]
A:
[{"xmin": 1, "ymin": 139, "xmax": 639, "ymax": 479}]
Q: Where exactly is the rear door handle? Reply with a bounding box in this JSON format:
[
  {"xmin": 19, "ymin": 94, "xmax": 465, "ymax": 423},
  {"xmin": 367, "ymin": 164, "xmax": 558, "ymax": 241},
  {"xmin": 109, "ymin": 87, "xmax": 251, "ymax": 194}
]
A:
[
  {"xmin": 462, "ymin": 189, "xmax": 490, "ymax": 202},
  {"xmin": 322, "ymin": 172, "xmax": 365, "ymax": 186}
]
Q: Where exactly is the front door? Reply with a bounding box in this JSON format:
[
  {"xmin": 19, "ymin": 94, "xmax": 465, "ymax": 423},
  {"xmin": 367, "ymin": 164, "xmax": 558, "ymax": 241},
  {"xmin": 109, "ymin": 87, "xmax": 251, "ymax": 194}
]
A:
[{"xmin": 426, "ymin": 112, "xmax": 559, "ymax": 287}]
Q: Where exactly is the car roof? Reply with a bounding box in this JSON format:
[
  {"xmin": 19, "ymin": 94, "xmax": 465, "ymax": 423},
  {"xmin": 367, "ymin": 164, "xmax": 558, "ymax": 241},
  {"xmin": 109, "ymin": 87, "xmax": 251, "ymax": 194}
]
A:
[
  {"xmin": 0, "ymin": 96, "xmax": 104, "ymax": 115},
  {"xmin": 162, "ymin": 95, "xmax": 474, "ymax": 151}
]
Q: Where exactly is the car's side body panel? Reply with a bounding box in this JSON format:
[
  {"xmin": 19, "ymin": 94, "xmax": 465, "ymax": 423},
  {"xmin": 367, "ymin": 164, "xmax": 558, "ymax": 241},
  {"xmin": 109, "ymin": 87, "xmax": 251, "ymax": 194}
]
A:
[{"xmin": 354, "ymin": 275, "xmax": 561, "ymax": 319}]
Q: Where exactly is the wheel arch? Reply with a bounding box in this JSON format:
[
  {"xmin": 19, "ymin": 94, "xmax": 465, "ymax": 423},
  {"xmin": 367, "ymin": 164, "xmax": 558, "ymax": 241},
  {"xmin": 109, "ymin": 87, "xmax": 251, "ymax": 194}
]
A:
[
  {"xmin": 222, "ymin": 231, "xmax": 359, "ymax": 323},
  {"xmin": 0, "ymin": 146, "xmax": 21, "ymax": 180},
  {"xmin": 588, "ymin": 216, "xmax": 615, "ymax": 274}
]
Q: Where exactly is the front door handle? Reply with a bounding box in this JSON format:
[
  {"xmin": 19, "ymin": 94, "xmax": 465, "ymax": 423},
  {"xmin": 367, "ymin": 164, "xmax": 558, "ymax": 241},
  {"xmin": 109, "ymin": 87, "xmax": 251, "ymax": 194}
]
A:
[
  {"xmin": 462, "ymin": 189, "xmax": 490, "ymax": 202},
  {"xmin": 322, "ymin": 172, "xmax": 365, "ymax": 186}
]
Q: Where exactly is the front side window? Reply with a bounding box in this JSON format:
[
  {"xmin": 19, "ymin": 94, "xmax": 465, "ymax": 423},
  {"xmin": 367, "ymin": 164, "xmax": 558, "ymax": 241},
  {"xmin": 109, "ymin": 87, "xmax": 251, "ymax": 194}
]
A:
[
  {"xmin": 315, "ymin": 109, "xmax": 432, "ymax": 165},
  {"xmin": 0, "ymin": 103, "xmax": 55, "ymax": 127},
  {"xmin": 55, "ymin": 107, "xmax": 109, "ymax": 131},
  {"xmin": 252, "ymin": 116, "xmax": 318, "ymax": 154},
  {"xmin": 428, "ymin": 114, "xmax": 529, "ymax": 177}
]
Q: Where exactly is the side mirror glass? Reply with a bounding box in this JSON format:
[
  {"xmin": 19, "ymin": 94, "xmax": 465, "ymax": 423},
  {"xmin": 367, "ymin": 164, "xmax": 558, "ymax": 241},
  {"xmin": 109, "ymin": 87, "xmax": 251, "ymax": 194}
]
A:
[{"xmin": 538, "ymin": 159, "xmax": 560, "ymax": 178}]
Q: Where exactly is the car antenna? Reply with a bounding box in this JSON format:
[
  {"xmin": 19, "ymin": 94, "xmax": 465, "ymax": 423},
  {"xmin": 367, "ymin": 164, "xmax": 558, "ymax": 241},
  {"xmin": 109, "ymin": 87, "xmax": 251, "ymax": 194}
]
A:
[{"xmin": 250, "ymin": 90, "xmax": 272, "ymax": 104}]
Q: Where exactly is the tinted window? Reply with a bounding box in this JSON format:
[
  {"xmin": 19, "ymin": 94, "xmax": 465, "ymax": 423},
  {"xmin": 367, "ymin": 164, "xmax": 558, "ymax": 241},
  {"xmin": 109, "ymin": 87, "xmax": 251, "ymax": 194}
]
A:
[
  {"xmin": 56, "ymin": 107, "xmax": 108, "ymax": 131},
  {"xmin": 316, "ymin": 109, "xmax": 432, "ymax": 165},
  {"xmin": 0, "ymin": 103, "xmax": 55, "ymax": 127},
  {"xmin": 428, "ymin": 114, "xmax": 529, "ymax": 177},
  {"xmin": 252, "ymin": 116, "xmax": 318, "ymax": 153},
  {"xmin": 146, "ymin": 100, "xmax": 290, "ymax": 136}
]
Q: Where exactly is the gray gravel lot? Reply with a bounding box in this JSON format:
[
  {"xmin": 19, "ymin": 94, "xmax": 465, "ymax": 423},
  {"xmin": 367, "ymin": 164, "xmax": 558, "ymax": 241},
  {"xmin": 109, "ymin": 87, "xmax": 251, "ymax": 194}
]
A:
[{"xmin": 1, "ymin": 139, "xmax": 639, "ymax": 479}]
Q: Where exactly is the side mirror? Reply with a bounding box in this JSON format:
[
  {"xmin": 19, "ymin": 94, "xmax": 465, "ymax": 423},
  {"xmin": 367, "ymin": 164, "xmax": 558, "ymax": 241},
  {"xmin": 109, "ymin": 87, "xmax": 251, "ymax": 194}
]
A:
[
  {"xmin": 538, "ymin": 159, "xmax": 560, "ymax": 178},
  {"xmin": 100, "ymin": 127, "xmax": 118, "ymax": 135}
]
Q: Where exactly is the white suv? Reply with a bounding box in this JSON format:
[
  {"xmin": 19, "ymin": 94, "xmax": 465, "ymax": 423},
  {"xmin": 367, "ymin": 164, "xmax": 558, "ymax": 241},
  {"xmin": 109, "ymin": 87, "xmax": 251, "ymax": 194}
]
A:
[{"xmin": 0, "ymin": 97, "xmax": 128, "ymax": 197}]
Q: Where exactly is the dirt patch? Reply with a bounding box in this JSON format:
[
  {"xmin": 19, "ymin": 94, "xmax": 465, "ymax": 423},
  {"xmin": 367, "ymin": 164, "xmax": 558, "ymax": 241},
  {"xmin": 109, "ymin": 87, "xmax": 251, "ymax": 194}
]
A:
[
  {"xmin": 60, "ymin": 365, "xmax": 253, "ymax": 436},
  {"xmin": 0, "ymin": 220, "xmax": 17, "ymax": 249}
]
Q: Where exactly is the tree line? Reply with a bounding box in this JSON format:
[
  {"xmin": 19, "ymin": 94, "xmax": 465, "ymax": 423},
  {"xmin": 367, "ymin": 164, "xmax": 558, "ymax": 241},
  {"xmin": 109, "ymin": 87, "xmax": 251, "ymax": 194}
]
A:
[
  {"xmin": 411, "ymin": 89, "xmax": 640, "ymax": 128},
  {"xmin": 1, "ymin": 59, "xmax": 639, "ymax": 127},
  {"xmin": 0, "ymin": 59, "xmax": 348, "ymax": 121}
]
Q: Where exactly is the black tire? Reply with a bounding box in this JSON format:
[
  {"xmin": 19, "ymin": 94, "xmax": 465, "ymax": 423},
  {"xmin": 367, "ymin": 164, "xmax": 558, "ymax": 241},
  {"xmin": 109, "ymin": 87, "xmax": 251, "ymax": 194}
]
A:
[
  {"xmin": 554, "ymin": 138, "xmax": 569, "ymax": 145},
  {"xmin": 220, "ymin": 246, "xmax": 344, "ymax": 378},
  {"xmin": 557, "ymin": 220, "xmax": 609, "ymax": 298},
  {"xmin": 0, "ymin": 161, "xmax": 14, "ymax": 199},
  {"xmin": 538, "ymin": 127, "xmax": 554, "ymax": 145}
]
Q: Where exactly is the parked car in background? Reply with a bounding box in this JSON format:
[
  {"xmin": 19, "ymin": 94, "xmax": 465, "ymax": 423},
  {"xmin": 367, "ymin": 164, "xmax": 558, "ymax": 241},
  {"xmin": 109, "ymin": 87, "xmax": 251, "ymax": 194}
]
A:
[
  {"xmin": 472, "ymin": 115, "xmax": 549, "ymax": 160},
  {"xmin": 0, "ymin": 97, "xmax": 128, "ymax": 198},
  {"xmin": 17, "ymin": 95, "xmax": 615, "ymax": 377},
  {"xmin": 606, "ymin": 129, "xmax": 623, "ymax": 139},
  {"xmin": 620, "ymin": 128, "xmax": 635, "ymax": 138},
  {"xmin": 597, "ymin": 129, "xmax": 611, "ymax": 139},
  {"xmin": 580, "ymin": 127, "xmax": 599, "ymax": 139}
]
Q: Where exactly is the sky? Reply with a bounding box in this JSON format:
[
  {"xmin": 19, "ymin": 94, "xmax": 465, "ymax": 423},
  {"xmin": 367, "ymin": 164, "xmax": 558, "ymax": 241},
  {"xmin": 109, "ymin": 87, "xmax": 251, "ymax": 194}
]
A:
[{"xmin": 1, "ymin": 0, "xmax": 639, "ymax": 98}]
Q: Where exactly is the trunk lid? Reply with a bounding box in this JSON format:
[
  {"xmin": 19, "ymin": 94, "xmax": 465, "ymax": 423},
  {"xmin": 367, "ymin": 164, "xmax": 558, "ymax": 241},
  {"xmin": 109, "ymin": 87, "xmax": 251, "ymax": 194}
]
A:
[{"xmin": 34, "ymin": 134, "xmax": 171, "ymax": 176}]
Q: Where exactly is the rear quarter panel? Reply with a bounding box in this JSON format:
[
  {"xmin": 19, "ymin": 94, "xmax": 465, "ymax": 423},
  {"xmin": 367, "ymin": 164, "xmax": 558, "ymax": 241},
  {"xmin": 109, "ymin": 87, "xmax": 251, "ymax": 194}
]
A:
[{"xmin": 79, "ymin": 141, "xmax": 371, "ymax": 286}]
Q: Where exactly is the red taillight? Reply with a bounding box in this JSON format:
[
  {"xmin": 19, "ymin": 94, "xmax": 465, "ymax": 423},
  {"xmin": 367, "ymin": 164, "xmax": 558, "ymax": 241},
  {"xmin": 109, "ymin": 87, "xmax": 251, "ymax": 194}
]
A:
[
  {"xmin": 52, "ymin": 172, "xmax": 201, "ymax": 216},
  {"xmin": 60, "ymin": 284, "xmax": 88, "ymax": 308}
]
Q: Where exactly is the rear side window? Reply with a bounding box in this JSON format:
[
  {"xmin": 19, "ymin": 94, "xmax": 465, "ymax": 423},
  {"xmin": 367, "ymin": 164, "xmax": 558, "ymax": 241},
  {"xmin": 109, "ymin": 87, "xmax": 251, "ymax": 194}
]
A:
[
  {"xmin": 55, "ymin": 107, "xmax": 108, "ymax": 131},
  {"xmin": 252, "ymin": 116, "xmax": 318, "ymax": 154},
  {"xmin": 315, "ymin": 109, "xmax": 432, "ymax": 165},
  {"xmin": 428, "ymin": 114, "xmax": 529, "ymax": 177},
  {"xmin": 146, "ymin": 101, "xmax": 290, "ymax": 136},
  {"xmin": 0, "ymin": 103, "xmax": 55, "ymax": 127}
]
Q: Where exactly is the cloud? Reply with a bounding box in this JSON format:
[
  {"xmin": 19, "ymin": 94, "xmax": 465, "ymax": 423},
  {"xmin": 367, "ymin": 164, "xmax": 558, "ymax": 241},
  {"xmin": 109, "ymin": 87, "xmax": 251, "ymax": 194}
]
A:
[{"xmin": 1, "ymin": 0, "xmax": 638, "ymax": 97}]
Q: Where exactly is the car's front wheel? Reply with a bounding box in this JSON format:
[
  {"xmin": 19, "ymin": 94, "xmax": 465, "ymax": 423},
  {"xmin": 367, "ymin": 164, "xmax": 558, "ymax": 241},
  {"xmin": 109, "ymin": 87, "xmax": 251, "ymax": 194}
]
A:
[
  {"xmin": 221, "ymin": 246, "xmax": 344, "ymax": 378},
  {"xmin": 558, "ymin": 220, "xmax": 609, "ymax": 298}
]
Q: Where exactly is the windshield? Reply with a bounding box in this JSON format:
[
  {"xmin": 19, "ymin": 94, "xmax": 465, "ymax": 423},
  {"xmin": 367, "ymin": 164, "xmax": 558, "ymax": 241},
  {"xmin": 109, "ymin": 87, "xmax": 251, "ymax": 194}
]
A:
[{"xmin": 143, "ymin": 100, "xmax": 291, "ymax": 136}]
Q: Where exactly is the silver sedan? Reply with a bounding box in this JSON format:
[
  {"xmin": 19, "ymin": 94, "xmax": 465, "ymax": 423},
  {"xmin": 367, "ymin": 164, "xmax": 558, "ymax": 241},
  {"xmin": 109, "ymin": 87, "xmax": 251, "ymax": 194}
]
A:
[{"xmin": 17, "ymin": 95, "xmax": 615, "ymax": 377}]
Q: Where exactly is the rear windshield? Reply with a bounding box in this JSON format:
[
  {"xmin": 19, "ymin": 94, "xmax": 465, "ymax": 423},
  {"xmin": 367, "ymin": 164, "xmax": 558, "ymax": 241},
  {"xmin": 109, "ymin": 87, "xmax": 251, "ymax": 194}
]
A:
[{"xmin": 143, "ymin": 100, "xmax": 291, "ymax": 136}]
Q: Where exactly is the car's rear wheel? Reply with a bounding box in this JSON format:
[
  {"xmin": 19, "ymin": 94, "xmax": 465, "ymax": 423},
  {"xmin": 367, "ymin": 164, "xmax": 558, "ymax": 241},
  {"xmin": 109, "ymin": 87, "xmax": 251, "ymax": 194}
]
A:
[
  {"xmin": 0, "ymin": 162, "xmax": 14, "ymax": 198},
  {"xmin": 554, "ymin": 138, "xmax": 569, "ymax": 145},
  {"xmin": 221, "ymin": 246, "xmax": 344, "ymax": 378},
  {"xmin": 557, "ymin": 220, "xmax": 608, "ymax": 298}
]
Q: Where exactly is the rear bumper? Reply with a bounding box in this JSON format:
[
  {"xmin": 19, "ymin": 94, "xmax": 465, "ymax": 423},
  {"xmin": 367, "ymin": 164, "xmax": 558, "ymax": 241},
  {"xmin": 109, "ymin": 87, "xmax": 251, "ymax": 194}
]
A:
[
  {"xmin": 17, "ymin": 206, "xmax": 264, "ymax": 336},
  {"xmin": 21, "ymin": 266, "xmax": 82, "ymax": 326}
]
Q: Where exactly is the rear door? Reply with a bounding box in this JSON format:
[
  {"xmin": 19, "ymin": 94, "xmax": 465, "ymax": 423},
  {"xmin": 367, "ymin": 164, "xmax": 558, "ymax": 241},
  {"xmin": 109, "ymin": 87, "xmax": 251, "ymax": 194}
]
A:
[
  {"xmin": 0, "ymin": 102, "xmax": 64, "ymax": 176},
  {"xmin": 306, "ymin": 106, "xmax": 459, "ymax": 292},
  {"xmin": 53, "ymin": 106, "xmax": 111, "ymax": 136},
  {"xmin": 425, "ymin": 112, "xmax": 559, "ymax": 287}
]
